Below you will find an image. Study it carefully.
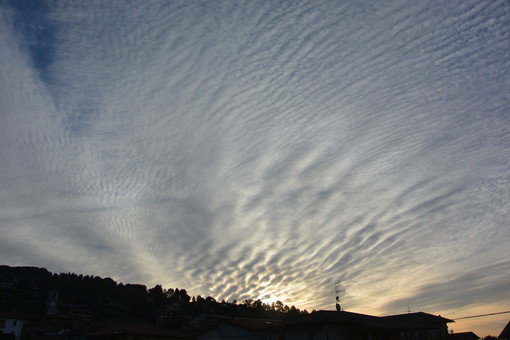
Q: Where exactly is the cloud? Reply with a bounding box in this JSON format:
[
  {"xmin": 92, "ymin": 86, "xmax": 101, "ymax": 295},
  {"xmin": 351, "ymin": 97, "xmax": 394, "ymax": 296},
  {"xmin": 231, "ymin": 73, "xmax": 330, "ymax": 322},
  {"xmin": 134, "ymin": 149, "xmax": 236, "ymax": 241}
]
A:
[
  {"xmin": 382, "ymin": 260, "xmax": 510, "ymax": 313},
  {"xmin": 1, "ymin": 0, "xmax": 509, "ymax": 335}
]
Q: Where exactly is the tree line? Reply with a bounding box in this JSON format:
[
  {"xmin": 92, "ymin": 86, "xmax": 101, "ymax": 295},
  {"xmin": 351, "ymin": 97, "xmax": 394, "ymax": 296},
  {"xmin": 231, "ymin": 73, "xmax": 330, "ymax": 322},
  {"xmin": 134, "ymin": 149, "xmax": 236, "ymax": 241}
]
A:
[{"xmin": 0, "ymin": 265, "xmax": 308, "ymax": 328}]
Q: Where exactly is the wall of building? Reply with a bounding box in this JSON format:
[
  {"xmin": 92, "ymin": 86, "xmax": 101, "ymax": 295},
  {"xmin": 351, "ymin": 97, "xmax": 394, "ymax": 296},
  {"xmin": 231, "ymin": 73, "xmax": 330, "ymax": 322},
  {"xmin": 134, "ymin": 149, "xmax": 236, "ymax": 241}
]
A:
[{"xmin": 0, "ymin": 318, "xmax": 24, "ymax": 340}]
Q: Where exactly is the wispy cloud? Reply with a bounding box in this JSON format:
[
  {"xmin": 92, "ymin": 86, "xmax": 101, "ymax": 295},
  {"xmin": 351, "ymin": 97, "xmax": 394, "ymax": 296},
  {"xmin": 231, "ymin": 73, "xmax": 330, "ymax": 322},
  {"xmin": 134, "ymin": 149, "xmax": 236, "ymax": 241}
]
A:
[{"xmin": 1, "ymin": 0, "xmax": 509, "ymax": 335}]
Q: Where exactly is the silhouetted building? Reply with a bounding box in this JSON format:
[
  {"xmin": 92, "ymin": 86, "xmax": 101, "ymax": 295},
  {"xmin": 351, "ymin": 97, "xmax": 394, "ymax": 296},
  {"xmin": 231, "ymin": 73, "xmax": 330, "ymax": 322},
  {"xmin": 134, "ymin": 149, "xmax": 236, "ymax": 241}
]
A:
[
  {"xmin": 21, "ymin": 313, "xmax": 82, "ymax": 340},
  {"xmin": 447, "ymin": 332, "xmax": 479, "ymax": 340},
  {"xmin": 195, "ymin": 316, "xmax": 281, "ymax": 340},
  {"xmin": 267, "ymin": 310, "xmax": 453, "ymax": 340},
  {"xmin": 85, "ymin": 323, "xmax": 188, "ymax": 340},
  {"xmin": 0, "ymin": 312, "xmax": 24, "ymax": 340},
  {"xmin": 499, "ymin": 321, "xmax": 510, "ymax": 340}
]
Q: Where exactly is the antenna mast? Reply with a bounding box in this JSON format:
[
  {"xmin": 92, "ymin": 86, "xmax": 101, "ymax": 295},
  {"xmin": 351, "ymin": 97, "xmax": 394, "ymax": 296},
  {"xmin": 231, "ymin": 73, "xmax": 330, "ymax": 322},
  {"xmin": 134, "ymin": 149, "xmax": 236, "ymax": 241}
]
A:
[{"xmin": 335, "ymin": 280, "xmax": 345, "ymax": 311}]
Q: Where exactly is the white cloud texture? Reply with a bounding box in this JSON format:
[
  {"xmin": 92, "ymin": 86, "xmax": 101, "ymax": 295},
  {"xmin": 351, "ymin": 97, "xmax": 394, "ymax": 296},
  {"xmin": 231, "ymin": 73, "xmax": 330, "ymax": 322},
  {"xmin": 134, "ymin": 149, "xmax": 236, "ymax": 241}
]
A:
[{"xmin": 1, "ymin": 1, "xmax": 509, "ymax": 336}]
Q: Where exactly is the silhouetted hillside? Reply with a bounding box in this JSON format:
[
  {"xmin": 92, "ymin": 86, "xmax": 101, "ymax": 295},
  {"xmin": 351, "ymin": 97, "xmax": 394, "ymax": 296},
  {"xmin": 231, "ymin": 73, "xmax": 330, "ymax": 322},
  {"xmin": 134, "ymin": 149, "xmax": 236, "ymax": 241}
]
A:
[{"xmin": 0, "ymin": 265, "xmax": 307, "ymax": 328}]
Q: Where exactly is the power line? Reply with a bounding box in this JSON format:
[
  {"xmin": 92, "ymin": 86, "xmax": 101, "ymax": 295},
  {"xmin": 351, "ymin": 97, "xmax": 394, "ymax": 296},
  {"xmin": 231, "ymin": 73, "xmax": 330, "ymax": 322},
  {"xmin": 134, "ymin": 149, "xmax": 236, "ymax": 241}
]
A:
[{"xmin": 452, "ymin": 310, "xmax": 510, "ymax": 320}]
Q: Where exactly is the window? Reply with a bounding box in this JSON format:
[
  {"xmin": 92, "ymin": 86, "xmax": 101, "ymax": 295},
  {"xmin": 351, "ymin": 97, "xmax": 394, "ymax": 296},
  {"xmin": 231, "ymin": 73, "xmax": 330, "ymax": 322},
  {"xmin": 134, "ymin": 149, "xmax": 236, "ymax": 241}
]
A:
[{"xmin": 0, "ymin": 319, "xmax": 6, "ymax": 328}]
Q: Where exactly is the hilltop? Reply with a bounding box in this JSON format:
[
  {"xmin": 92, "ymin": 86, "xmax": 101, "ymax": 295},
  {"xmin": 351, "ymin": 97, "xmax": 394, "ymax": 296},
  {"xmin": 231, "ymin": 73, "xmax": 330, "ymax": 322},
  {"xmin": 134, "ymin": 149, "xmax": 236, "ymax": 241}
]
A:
[{"xmin": 0, "ymin": 265, "xmax": 306, "ymax": 328}]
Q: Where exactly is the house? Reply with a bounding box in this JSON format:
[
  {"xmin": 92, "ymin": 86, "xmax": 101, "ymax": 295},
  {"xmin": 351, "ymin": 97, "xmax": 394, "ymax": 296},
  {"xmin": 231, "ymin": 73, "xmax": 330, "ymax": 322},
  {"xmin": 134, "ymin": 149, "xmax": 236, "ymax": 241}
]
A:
[
  {"xmin": 85, "ymin": 323, "xmax": 189, "ymax": 340},
  {"xmin": 267, "ymin": 310, "xmax": 453, "ymax": 340},
  {"xmin": 380, "ymin": 312, "xmax": 453, "ymax": 340},
  {"xmin": 499, "ymin": 321, "xmax": 510, "ymax": 340},
  {"xmin": 194, "ymin": 316, "xmax": 281, "ymax": 340},
  {"xmin": 0, "ymin": 312, "xmax": 24, "ymax": 340},
  {"xmin": 447, "ymin": 332, "xmax": 479, "ymax": 340},
  {"xmin": 21, "ymin": 313, "xmax": 83, "ymax": 339}
]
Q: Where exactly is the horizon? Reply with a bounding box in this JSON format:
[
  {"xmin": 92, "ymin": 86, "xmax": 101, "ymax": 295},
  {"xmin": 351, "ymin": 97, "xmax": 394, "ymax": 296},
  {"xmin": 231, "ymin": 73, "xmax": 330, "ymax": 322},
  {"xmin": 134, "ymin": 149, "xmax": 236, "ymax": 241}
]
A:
[
  {"xmin": 1, "ymin": 1, "xmax": 509, "ymax": 338},
  {"xmin": 2, "ymin": 263, "xmax": 508, "ymax": 337}
]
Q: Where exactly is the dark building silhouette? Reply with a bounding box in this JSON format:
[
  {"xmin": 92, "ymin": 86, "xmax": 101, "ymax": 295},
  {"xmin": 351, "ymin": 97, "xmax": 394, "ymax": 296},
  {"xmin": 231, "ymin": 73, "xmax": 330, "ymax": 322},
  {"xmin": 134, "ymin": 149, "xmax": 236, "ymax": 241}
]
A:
[
  {"xmin": 447, "ymin": 332, "xmax": 480, "ymax": 340},
  {"xmin": 499, "ymin": 321, "xmax": 510, "ymax": 340}
]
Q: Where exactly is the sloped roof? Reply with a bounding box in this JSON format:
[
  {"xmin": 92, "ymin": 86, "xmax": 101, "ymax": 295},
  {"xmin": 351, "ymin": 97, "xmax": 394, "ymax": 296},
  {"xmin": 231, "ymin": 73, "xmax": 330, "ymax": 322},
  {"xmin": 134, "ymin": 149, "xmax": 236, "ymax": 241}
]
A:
[
  {"xmin": 447, "ymin": 332, "xmax": 480, "ymax": 340},
  {"xmin": 274, "ymin": 310, "xmax": 384, "ymax": 329},
  {"xmin": 381, "ymin": 312, "xmax": 454, "ymax": 329},
  {"xmin": 179, "ymin": 316, "xmax": 282, "ymax": 337},
  {"xmin": 273, "ymin": 310, "xmax": 453, "ymax": 330},
  {"xmin": 499, "ymin": 321, "xmax": 510, "ymax": 339},
  {"xmin": 0, "ymin": 311, "xmax": 20, "ymax": 320},
  {"xmin": 85, "ymin": 323, "xmax": 187, "ymax": 338},
  {"xmin": 216, "ymin": 316, "xmax": 282, "ymax": 330}
]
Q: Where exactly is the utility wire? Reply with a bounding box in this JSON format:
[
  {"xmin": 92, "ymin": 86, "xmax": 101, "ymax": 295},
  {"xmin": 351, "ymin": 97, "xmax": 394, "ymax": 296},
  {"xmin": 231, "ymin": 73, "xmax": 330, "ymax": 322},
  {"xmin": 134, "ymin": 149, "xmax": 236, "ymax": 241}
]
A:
[{"xmin": 452, "ymin": 310, "xmax": 510, "ymax": 320}]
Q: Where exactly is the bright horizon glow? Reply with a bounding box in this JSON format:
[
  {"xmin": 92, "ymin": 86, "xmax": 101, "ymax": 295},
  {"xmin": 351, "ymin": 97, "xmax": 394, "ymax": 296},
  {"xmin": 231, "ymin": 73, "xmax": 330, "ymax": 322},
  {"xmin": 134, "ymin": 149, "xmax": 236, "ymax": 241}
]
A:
[
  {"xmin": 1, "ymin": 1, "xmax": 509, "ymax": 337},
  {"xmin": 260, "ymin": 296, "xmax": 284, "ymax": 306}
]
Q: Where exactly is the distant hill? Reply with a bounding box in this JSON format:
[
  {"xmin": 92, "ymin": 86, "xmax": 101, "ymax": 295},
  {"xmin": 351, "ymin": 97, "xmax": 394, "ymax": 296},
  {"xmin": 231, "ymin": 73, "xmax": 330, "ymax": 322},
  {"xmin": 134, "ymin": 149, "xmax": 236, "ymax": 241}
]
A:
[{"xmin": 0, "ymin": 265, "xmax": 306, "ymax": 328}]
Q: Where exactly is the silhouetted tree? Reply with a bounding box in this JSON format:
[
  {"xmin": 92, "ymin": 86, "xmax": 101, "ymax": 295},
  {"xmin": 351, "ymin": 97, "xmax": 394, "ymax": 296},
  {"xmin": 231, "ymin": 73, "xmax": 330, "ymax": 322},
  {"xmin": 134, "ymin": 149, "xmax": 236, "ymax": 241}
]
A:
[
  {"xmin": 178, "ymin": 289, "xmax": 191, "ymax": 304},
  {"xmin": 0, "ymin": 265, "xmax": 307, "ymax": 325},
  {"xmin": 148, "ymin": 284, "xmax": 166, "ymax": 309}
]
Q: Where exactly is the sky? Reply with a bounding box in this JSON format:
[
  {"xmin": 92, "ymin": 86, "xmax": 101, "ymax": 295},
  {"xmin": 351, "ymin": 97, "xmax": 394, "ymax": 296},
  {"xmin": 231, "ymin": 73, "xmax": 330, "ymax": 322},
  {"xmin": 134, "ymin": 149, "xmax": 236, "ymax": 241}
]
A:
[{"xmin": 1, "ymin": 0, "xmax": 509, "ymax": 336}]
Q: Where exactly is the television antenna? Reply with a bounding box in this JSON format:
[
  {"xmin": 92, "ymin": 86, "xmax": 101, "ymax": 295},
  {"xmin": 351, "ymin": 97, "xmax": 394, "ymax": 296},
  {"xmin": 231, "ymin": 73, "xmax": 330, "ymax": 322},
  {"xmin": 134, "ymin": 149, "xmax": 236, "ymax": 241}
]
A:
[{"xmin": 335, "ymin": 280, "xmax": 345, "ymax": 311}]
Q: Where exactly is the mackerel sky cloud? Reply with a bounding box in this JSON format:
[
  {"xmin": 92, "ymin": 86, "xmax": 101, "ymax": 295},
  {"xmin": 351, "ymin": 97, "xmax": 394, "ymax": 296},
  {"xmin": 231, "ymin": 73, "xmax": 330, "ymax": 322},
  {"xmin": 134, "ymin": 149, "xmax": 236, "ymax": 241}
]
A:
[{"xmin": 1, "ymin": 1, "xmax": 509, "ymax": 336}]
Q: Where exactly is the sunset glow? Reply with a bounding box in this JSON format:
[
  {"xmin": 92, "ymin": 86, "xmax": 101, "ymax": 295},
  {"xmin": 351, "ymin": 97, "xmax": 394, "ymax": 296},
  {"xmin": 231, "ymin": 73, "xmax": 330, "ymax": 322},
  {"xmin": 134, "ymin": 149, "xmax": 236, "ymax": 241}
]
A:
[{"xmin": 1, "ymin": 1, "xmax": 509, "ymax": 337}]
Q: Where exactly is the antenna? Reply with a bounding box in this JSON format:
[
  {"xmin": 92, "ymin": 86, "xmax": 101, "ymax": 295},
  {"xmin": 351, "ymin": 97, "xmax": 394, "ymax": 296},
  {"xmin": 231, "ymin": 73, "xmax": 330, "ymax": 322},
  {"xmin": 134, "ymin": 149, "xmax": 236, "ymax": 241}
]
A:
[{"xmin": 335, "ymin": 280, "xmax": 345, "ymax": 311}]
